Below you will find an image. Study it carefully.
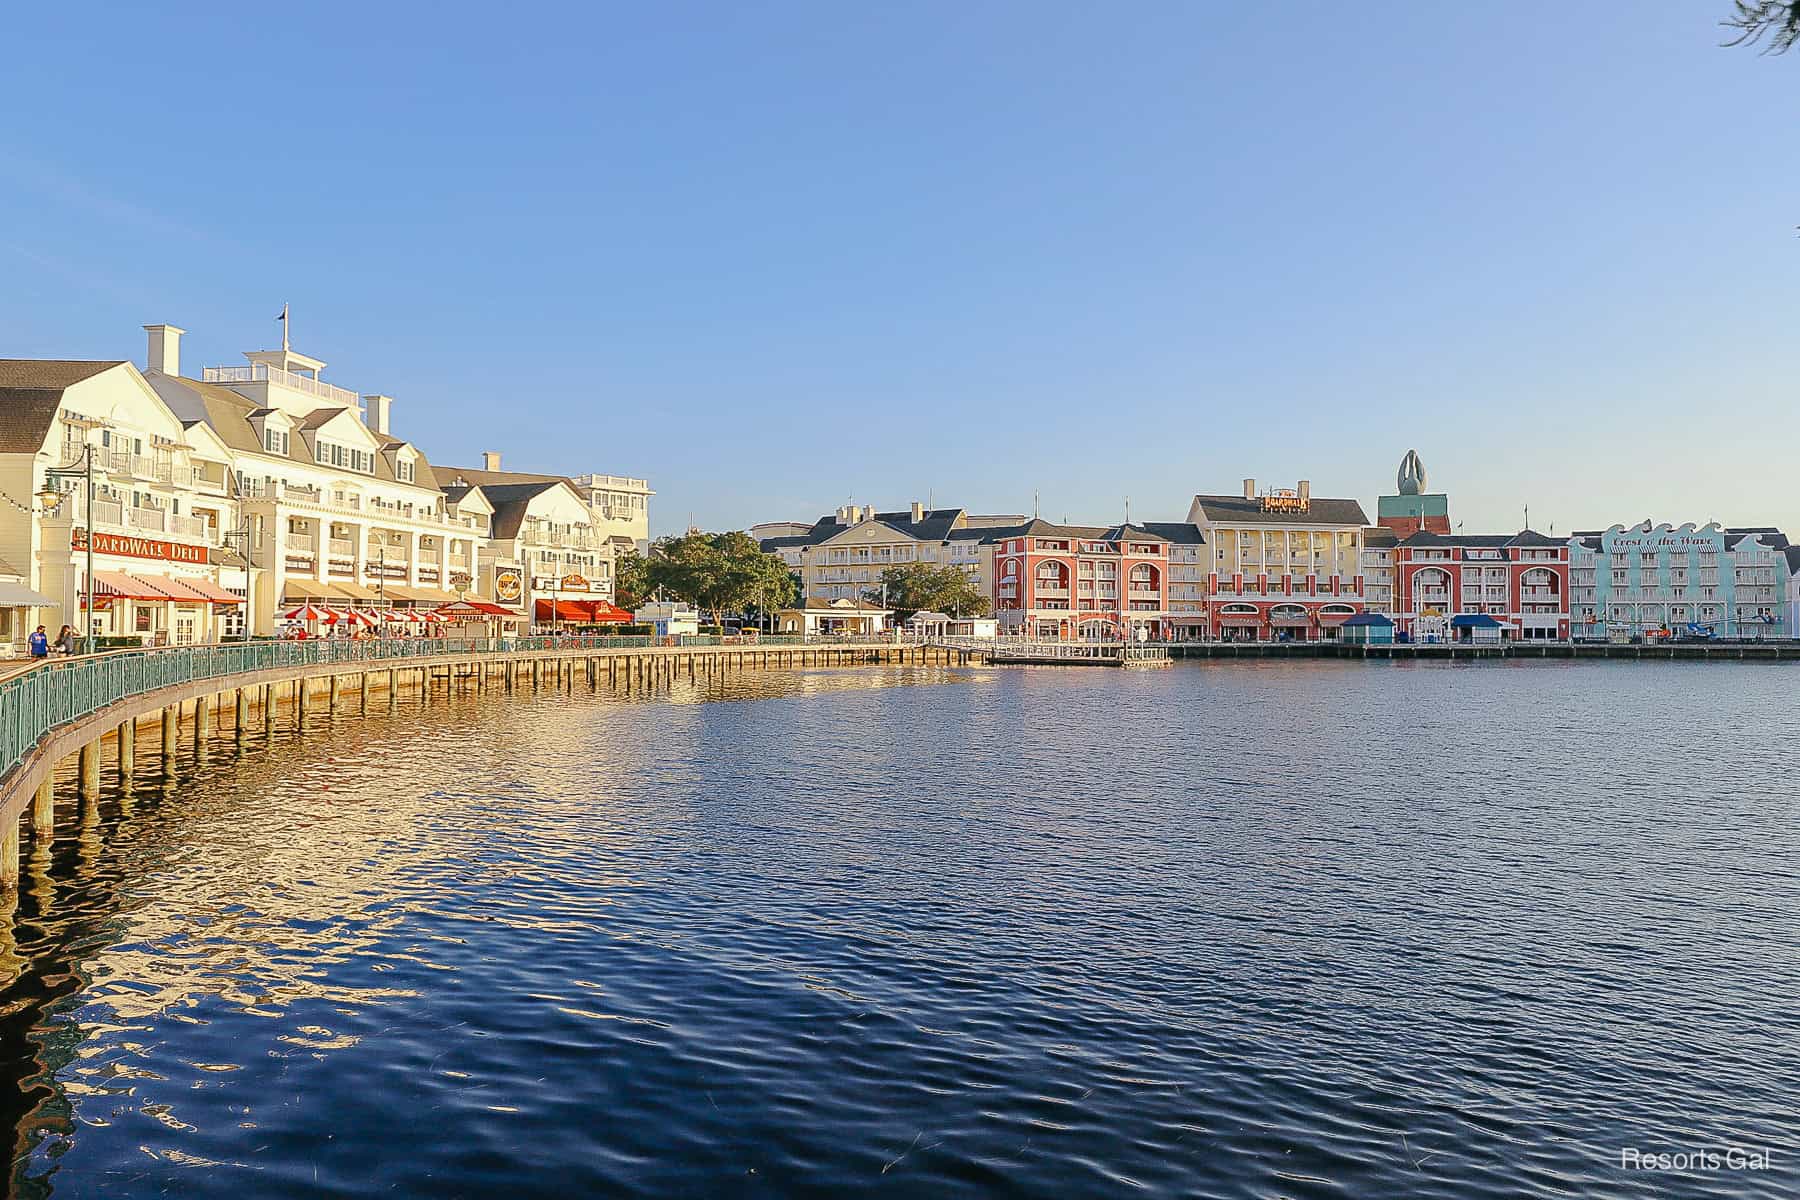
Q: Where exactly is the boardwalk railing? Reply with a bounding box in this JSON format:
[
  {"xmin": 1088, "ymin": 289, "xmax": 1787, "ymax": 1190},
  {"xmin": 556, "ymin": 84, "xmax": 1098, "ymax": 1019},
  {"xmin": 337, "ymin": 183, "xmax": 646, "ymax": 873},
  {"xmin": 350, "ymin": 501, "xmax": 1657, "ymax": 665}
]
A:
[{"xmin": 0, "ymin": 633, "xmax": 934, "ymax": 781}]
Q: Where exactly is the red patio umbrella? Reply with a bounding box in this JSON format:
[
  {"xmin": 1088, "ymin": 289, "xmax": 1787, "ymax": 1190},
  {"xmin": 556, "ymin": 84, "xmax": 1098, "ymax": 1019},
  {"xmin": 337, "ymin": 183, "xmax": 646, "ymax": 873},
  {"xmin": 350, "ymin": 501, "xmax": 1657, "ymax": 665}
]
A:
[{"xmin": 280, "ymin": 603, "xmax": 332, "ymax": 622}]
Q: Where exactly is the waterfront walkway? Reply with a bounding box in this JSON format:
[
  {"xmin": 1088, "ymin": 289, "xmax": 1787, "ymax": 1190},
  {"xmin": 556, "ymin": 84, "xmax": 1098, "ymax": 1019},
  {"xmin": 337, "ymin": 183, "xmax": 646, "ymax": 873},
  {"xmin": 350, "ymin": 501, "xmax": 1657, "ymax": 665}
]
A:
[
  {"xmin": 934, "ymin": 637, "xmax": 1800, "ymax": 662},
  {"xmin": 0, "ymin": 635, "xmax": 973, "ymax": 885}
]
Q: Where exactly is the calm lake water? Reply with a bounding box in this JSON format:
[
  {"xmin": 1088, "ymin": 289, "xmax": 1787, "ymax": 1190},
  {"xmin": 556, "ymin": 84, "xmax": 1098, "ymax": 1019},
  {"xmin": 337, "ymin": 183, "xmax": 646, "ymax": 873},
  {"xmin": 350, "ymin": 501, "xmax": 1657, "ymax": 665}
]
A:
[{"xmin": 1, "ymin": 660, "xmax": 1796, "ymax": 1198}]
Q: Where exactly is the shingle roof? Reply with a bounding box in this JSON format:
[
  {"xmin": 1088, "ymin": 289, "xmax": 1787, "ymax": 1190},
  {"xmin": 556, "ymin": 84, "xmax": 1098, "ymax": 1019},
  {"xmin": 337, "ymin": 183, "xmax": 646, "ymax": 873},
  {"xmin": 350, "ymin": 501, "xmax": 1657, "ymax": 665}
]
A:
[
  {"xmin": 1569, "ymin": 525, "xmax": 1792, "ymax": 553},
  {"xmin": 1139, "ymin": 521, "xmax": 1206, "ymax": 545},
  {"xmin": 1363, "ymin": 526, "xmax": 1399, "ymax": 547},
  {"xmin": 772, "ymin": 507, "xmax": 970, "ymax": 548},
  {"xmin": 296, "ymin": 406, "xmax": 348, "ymax": 430},
  {"xmin": 1191, "ymin": 494, "xmax": 1369, "ymax": 526},
  {"xmin": 0, "ymin": 360, "xmax": 124, "ymax": 390},
  {"xmin": 148, "ymin": 373, "xmax": 445, "ymax": 494},
  {"xmin": 1399, "ymin": 529, "xmax": 1561, "ymax": 549},
  {"xmin": 469, "ymin": 481, "xmax": 564, "ymax": 540},
  {"xmin": 0, "ymin": 360, "xmax": 127, "ymax": 454},
  {"xmin": 983, "ymin": 517, "xmax": 1173, "ymax": 542}
]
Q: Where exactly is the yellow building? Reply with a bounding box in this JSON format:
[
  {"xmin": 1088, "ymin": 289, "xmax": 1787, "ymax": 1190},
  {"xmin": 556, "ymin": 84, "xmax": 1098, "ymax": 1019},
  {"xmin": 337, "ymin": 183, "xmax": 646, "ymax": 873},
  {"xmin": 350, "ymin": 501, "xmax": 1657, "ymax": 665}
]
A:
[
  {"xmin": 1186, "ymin": 479, "xmax": 1369, "ymax": 641},
  {"xmin": 757, "ymin": 503, "xmax": 1023, "ymax": 606}
]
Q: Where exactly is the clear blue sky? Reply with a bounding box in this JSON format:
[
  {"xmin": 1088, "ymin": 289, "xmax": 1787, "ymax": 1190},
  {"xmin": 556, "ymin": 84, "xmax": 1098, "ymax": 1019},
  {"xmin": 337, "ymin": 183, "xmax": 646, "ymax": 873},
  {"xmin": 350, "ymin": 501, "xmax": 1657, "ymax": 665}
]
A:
[{"xmin": 2, "ymin": 2, "xmax": 1794, "ymax": 538}]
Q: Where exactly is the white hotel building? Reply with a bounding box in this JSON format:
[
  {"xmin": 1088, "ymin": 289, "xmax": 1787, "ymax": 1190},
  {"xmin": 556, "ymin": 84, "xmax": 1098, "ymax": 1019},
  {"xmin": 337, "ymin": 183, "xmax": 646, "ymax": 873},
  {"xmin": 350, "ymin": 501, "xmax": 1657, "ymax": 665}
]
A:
[
  {"xmin": 146, "ymin": 326, "xmax": 491, "ymax": 634},
  {"xmin": 0, "ymin": 355, "xmax": 243, "ymax": 651},
  {"xmin": 0, "ymin": 319, "xmax": 654, "ymax": 650}
]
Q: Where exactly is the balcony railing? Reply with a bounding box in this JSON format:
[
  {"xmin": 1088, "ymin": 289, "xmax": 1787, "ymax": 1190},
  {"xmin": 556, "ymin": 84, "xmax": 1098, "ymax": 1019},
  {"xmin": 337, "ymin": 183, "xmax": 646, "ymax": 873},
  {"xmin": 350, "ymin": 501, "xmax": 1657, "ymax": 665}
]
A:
[
  {"xmin": 203, "ymin": 363, "xmax": 362, "ymax": 408},
  {"xmin": 283, "ymin": 532, "xmax": 314, "ymax": 551},
  {"xmin": 127, "ymin": 506, "xmax": 167, "ymax": 533}
]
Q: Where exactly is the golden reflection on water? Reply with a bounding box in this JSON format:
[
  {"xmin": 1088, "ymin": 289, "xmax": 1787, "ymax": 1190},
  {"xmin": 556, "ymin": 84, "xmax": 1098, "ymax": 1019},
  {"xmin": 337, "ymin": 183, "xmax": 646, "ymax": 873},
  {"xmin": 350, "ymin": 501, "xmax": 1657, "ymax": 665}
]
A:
[{"xmin": 2, "ymin": 663, "xmax": 976, "ymax": 1196}]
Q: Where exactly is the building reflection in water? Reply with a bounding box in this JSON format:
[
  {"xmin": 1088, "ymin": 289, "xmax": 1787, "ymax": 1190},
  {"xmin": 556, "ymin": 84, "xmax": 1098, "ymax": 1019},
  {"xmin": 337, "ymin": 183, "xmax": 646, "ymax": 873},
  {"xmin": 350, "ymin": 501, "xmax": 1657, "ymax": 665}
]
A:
[{"xmin": 0, "ymin": 663, "xmax": 972, "ymax": 1197}]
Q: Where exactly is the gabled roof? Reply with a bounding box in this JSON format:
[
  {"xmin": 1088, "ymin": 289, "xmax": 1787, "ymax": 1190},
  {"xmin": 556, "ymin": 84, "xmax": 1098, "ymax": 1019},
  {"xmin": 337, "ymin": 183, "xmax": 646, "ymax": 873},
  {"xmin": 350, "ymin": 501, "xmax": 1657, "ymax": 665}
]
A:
[
  {"xmin": 1139, "ymin": 521, "xmax": 1206, "ymax": 545},
  {"xmin": 1568, "ymin": 524, "xmax": 1793, "ymax": 553},
  {"xmin": 296, "ymin": 406, "xmax": 347, "ymax": 430},
  {"xmin": 0, "ymin": 359, "xmax": 125, "ymax": 390},
  {"xmin": 1399, "ymin": 529, "xmax": 1560, "ymax": 549},
  {"xmin": 988, "ymin": 518, "xmax": 1173, "ymax": 543},
  {"xmin": 147, "ymin": 373, "xmax": 444, "ymax": 493},
  {"xmin": 0, "ymin": 360, "xmax": 128, "ymax": 454},
  {"xmin": 765, "ymin": 507, "xmax": 972, "ymax": 549},
  {"xmin": 470, "ymin": 480, "xmax": 577, "ymax": 540},
  {"xmin": 1191, "ymin": 493, "xmax": 1369, "ymax": 527}
]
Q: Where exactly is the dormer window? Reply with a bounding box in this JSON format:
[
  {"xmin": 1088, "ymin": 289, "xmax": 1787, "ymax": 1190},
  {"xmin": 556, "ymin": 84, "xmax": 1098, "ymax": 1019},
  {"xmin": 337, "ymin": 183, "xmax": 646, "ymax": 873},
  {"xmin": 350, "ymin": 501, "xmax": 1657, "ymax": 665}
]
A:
[
  {"xmin": 315, "ymin": 441, "xmax": 375, "ymax": 474},
  {"xmin": 265, "ymin": 428, "xmax": 290, "ymax": 455},
  {"xmin": 397, "ymin": 460, "xmax": 415, "ymax": 483}
]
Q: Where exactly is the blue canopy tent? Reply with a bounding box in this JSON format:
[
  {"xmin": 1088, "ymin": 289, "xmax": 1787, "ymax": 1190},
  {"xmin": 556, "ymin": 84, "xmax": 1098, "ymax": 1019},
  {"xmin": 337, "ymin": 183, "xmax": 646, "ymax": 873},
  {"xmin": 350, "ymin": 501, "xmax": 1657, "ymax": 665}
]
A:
[
  {"xmin": 1449, "ymin": 613, "xmax": 1504, "ymax": 644},
  {"xmin": 1340, "ymin": 612, "xmax": 1395, "ymax": 644}
]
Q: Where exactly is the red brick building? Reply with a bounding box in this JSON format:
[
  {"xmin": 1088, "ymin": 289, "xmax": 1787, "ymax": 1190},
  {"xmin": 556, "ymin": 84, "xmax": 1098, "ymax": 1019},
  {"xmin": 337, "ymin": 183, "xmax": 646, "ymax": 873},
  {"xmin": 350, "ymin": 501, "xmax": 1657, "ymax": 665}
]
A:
[
  {"xmin": 1393, "ymin": 530, "xmax": 1570, "ymax": 641},
  {"xmin": 993, "ymin": 521, "xmax": 1169, "ymax": 640}
]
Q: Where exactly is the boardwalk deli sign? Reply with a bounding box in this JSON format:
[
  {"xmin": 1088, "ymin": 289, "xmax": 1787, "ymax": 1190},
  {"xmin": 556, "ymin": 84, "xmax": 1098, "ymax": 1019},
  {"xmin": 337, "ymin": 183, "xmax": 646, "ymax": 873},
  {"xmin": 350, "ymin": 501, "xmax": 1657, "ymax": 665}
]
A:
[{"xmin": 71, "ymin": 528, "xmax": 212, "ymax": 565}]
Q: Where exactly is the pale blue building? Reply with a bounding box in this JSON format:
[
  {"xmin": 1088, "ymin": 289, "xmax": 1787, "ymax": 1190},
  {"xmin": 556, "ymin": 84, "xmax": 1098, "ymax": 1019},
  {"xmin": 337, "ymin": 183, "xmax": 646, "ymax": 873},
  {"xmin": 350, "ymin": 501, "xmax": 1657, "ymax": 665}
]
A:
[{"xmin": 1568, "ymin": 522, "xmax": 1789, "ymax": 640}]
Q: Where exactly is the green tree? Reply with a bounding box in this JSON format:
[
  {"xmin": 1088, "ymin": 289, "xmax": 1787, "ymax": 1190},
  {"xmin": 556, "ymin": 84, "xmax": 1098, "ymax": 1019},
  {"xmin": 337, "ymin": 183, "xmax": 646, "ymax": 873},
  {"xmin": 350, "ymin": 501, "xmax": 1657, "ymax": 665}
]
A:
[
  {"xmin": 866, "ymin": 562, "xmax": 991, "ymax": 621},
  {"xmin": 1723, "ymin": 1, "xmax": 1800, "ymax": 52},
  {"xmin": 642, "ymin": 530, "xmax": 797, "ymax": 625},
  {"xmin": 612, "ymin": 547, "xmax": 651, "ymax": 609}
]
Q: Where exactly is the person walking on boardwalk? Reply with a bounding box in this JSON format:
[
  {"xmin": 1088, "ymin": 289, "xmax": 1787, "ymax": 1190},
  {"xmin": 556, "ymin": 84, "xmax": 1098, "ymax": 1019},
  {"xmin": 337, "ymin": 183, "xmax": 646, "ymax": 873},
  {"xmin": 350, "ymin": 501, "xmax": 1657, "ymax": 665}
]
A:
[
  {"xmin": 28, "ymin": 625, "xmax": 49, "ymax": 659},
  {"xmin": 55, "ymin": 624, "xmax": 77, "ymax": 656}
]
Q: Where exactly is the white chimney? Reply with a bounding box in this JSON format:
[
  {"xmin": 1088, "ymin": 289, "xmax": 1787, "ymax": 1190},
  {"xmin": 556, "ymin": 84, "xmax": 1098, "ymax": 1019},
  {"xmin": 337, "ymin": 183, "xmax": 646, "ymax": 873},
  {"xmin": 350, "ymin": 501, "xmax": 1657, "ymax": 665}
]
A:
[
  {"xmin": 911, "ymin": 501, "xmax": 925, "ymax": 522},
  {"xmin": 144, "ymin": 324, "xmax": 185, "ymax": 377},
  {"xmin": 482, "ymin": 451, "xmax": 502, "ymax": 472},
  {"xmin": 364, "ymin": 394, "xmax": 394, "ymax": 436},
  {"xmin": 1298, "ymin": 480, "xmax": 1311, "ymax": 504},
  {"xmin": 1243, "ymin": 478, "xmax": 1256, "ymax": 500}
]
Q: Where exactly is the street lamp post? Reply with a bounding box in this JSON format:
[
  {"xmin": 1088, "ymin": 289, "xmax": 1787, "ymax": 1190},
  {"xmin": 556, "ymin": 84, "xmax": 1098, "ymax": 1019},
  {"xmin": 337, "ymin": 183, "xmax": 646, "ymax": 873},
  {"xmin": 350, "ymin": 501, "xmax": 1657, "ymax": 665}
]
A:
[
  {"xmin": 221, "ymin": 522, "xmax": 253, "ymax": 642},
  {"xmin": 38, "ymin": 444, "xmax": 97, "ymax": 656}
]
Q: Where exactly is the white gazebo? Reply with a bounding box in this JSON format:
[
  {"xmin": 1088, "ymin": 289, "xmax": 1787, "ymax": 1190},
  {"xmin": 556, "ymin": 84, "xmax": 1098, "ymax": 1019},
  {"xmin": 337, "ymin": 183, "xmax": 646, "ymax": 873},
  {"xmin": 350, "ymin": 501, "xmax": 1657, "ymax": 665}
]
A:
[
  {"xmin": 905, "ymin": 610, "xmax": 953, "ymax": 637},
  {"xmin": 777, "ymin": 597, "xmax": 893, "ymax": 637}
]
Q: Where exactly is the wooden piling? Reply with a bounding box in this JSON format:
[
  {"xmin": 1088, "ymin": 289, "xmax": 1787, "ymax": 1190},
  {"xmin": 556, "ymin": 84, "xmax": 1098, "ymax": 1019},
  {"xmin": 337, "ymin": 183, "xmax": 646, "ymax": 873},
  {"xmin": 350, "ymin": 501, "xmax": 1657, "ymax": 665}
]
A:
[
  {"xmin": 162, "ymin": 704, "xmax": 180, "ymax": 774},
  {"xmin": 32, "ymin": 779, "xmax": 53, "ymax": 838},
  {"xmin": 77, "ymin": 740, "xmax": 100, "ymax": 800},
  {"xmin": 118, "ymin": 719, "xmax": 136, "ymax": 789},
  {"xmin": 0, "ymin": 816, "xmax": 18, "ymax": 891}
]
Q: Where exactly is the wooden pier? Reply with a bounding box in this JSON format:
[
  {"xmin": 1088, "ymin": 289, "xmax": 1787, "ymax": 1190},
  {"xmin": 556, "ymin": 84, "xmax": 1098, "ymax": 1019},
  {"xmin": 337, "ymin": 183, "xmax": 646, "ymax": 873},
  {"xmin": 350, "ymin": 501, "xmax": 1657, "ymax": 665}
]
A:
[
  {"xmin": 972, "ymin": 641, "xmax": 1172, "ymax": 668},
  {"xmin": 1162, "ymin": 641, "xmax": 1800, "ymax": 661}
]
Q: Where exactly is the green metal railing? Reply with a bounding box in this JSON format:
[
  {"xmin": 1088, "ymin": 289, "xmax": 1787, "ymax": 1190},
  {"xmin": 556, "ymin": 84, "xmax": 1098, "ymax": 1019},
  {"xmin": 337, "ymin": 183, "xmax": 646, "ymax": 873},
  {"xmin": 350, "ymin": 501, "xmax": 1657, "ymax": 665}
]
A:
[
  {"xmin": 0, "ymin": 636, "xmax": 668, "ymax": 782},
  {"xmin": 0, "ymin": 632, "xmax": 919, "ymax": 784}
]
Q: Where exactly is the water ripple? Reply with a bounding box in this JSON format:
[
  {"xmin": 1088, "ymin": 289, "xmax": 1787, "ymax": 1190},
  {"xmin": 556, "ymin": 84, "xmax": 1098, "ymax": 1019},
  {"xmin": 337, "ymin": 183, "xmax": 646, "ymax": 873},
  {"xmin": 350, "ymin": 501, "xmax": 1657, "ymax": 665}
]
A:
[{"xmin": 0, "ymin": 660, "xmax": 1794, "ymax": 1198}]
